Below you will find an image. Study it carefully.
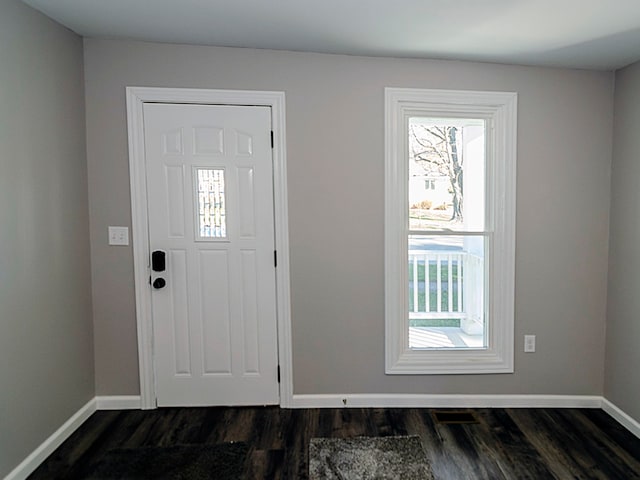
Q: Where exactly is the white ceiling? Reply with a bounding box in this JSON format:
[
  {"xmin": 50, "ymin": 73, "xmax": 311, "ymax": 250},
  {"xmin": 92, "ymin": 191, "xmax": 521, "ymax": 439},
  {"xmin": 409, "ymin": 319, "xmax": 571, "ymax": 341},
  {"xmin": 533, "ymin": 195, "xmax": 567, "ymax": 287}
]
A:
[{"xmin": 21, "ymin": 0, "xmax": 640, "ymax": 70}]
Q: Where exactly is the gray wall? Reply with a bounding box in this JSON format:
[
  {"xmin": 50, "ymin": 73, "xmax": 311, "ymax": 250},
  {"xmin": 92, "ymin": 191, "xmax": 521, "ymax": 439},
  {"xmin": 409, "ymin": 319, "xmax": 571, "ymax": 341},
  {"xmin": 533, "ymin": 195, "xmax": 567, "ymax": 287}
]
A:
[
  {"xmin": 84, "ymin": 39, "xmax": 613, "ymax": 397},
  {"xmin": 0, "ymin": 0, "xmax": 93, "ymax": 476},
  {"xmin": 605, "ymin": 61, "xmax": 640, "ymax": 422}
]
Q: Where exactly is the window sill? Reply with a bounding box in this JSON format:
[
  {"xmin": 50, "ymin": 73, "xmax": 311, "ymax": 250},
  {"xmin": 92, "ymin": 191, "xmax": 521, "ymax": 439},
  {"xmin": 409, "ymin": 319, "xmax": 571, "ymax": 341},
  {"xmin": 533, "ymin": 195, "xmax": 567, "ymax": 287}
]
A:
[{"xmin": 386, "ymin": 347, "xmax": 514, "ymax": 375}]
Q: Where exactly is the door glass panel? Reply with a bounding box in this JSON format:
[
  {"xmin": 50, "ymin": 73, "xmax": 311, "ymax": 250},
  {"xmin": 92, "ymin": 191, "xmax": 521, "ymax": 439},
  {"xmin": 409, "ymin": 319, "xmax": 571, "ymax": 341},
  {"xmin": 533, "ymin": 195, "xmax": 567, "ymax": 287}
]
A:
[
  {"xmin": 195, "ymin": 168, "xmax": 227, "ymax": 239},
  {"xmin": 408, "ymin": 235, "xmax": 486, "ymax": 349},
  {"xmin": 408, "ymin": 117, "xmax": 485, "ymax": 232}
]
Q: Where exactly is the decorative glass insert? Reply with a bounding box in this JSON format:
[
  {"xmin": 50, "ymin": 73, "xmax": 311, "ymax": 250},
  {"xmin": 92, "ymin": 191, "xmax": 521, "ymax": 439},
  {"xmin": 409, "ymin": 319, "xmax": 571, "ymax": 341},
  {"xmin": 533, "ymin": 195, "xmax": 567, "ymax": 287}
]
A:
[{"xmin": 196, "ymin": 168, "xmax": 226, "ymax": 239}]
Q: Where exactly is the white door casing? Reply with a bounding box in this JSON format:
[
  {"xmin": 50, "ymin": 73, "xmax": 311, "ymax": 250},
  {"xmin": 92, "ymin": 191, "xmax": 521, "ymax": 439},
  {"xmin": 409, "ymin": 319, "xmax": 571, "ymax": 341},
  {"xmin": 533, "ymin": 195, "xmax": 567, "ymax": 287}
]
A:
[{"xmin": 126, "ymin": 88, "xmax": 292, "ymax": 409}]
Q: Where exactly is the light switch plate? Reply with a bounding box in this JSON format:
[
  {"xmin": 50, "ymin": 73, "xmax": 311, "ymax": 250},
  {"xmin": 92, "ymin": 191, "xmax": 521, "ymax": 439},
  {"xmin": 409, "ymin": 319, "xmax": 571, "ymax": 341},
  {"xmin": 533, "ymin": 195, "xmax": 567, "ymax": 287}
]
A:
[
  {"xmin": 108, "ymin": 226, "xmax": 129, "ymax": 246},
  {"xmin": 524, "ymin": 335, "xmax": 536, "ymax": 353}
]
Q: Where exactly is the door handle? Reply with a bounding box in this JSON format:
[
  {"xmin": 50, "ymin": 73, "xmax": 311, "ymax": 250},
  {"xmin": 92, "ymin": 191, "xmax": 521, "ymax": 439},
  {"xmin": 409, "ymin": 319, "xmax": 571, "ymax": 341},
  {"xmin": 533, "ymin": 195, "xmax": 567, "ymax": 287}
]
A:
[
  {"xmin": 152, "ymin": 278, "xmax": 166, "ymax": 289},
  {"xmin": 152, "ymin": 250, "xmax": 166, "ymax": 272}
]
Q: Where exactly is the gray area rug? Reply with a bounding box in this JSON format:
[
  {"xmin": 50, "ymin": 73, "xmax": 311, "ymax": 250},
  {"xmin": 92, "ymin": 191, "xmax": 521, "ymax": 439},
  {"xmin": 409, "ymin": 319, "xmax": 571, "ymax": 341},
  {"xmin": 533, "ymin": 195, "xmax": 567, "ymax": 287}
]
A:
[
  {"xmin": 309, "ymin": 435, "xmax": 434, "ymax": 479},
  {"xmin": 84, "ymin": 442, "xmax": 248, "ymax": 479}
]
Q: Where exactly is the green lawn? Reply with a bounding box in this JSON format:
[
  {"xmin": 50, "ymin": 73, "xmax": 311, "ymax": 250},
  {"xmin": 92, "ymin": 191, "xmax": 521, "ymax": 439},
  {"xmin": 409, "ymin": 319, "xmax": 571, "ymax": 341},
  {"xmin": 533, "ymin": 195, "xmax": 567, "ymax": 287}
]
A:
[{"xmin": 409, "ymin": 318, "xmax": 461, "ymax": 327}]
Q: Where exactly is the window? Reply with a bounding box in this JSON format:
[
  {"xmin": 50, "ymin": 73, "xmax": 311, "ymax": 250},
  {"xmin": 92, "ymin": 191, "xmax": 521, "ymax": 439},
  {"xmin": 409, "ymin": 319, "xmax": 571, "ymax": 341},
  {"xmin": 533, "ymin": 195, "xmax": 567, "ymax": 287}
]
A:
[
  {"xmin": 424, "ymin": 179, "xmax": 436, "ymax": 190},
  {"xmin": 385, "ymin": 88, "xmax": 517, "ymax": 374}
]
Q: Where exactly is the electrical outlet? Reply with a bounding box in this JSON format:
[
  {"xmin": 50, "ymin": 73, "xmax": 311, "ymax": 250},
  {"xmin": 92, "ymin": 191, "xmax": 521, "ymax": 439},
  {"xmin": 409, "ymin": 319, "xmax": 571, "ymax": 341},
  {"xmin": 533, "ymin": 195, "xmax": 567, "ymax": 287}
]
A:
[
  {"xmin": 524, "ymin": 335, "xmax": 536, "ymax": 353},
  {"xmin": 108, "ymin": 226, "xmax": 129, "ymax": 246}
]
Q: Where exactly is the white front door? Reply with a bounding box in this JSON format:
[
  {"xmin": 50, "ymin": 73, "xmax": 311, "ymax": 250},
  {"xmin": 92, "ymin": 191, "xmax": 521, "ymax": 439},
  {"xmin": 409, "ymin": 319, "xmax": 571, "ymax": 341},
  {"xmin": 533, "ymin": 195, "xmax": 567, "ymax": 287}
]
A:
[{"xmin": 143, "ymin": 103, "xmax": 279, "ymax": 406}]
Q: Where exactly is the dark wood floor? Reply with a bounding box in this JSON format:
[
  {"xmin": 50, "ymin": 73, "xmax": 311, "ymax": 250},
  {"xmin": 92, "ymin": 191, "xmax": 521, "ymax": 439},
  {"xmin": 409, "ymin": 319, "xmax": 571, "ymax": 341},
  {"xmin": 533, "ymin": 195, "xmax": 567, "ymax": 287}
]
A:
[{"xmin": 29, "ymin": 407, "xmax": 640, "ymax": 479}]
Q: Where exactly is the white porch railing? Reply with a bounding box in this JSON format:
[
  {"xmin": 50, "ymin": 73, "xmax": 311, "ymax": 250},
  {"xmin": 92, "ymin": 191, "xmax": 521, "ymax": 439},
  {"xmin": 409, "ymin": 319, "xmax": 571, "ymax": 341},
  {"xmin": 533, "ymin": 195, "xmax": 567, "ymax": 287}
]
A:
[{"xmin": 408, "ymin": 250, "xmax": 484, "ymax": 334}]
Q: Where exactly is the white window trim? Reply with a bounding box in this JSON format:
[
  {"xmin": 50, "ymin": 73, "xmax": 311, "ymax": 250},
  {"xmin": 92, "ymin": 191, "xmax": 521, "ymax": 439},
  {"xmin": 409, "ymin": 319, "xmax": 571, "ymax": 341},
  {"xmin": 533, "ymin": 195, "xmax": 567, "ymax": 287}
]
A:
[{"xmin": 384, "ymin": 88, "xmax": 517, "ymax": 374}]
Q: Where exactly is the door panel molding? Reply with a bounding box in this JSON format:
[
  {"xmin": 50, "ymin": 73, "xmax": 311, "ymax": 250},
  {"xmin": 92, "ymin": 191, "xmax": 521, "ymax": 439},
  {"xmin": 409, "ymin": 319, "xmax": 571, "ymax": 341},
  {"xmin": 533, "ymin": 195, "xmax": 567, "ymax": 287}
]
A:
[{"xmin": 126, "ymin": 87, "xmax": 292, "ymax": 409}]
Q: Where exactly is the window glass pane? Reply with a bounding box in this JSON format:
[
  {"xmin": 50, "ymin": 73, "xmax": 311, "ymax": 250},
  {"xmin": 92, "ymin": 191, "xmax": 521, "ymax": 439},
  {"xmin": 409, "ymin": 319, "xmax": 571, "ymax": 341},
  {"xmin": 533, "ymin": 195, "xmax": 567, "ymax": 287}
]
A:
[
  {"xmin": 408, "ymin": 117, "xmax": 485, "ymax": 232},
  {"xmin": 408, "ymin": 235, "xmax": 486, "ymax": 349},
  {"xmin": 196, "ymin": 168, "xmax": 226, "ymax": 239}
]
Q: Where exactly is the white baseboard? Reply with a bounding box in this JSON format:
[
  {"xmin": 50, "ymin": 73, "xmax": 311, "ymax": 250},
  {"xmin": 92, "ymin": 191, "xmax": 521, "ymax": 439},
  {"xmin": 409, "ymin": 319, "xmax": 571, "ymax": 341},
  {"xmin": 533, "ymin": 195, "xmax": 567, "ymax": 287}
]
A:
[
  {"xmin": 96, "ymin": 395, "xmax": 142, "ymax": 410},
  {"xmin": 602, "ymin": 399, "xmax": 640, "ymax": 439},
  {"xmin": 4, "ymin": 398, "xmax": 97, "ymax": 480},
  {"xmin": 291, "ymin": 393, "xmax": 603, "ymax": 409}
]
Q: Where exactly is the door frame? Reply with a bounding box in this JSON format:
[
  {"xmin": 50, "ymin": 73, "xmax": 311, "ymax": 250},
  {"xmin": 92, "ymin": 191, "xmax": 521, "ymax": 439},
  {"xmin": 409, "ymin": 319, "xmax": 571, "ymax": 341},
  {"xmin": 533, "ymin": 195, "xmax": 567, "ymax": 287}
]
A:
[{"xmin": 126, "ymin": 87, "xmax": 293, "ymax": 409}]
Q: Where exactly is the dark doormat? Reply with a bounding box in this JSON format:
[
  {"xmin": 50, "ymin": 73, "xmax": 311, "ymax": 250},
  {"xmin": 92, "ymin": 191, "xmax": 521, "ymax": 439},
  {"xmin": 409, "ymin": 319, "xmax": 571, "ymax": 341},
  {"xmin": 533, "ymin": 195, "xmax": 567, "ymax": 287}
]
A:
[
  {"xmin": 84, "ymin": 442, "xmax": 248, "ymax": 480},
  {"xmin": 309, "ymin": 435, "xmax": 434, "ymax": 480}
]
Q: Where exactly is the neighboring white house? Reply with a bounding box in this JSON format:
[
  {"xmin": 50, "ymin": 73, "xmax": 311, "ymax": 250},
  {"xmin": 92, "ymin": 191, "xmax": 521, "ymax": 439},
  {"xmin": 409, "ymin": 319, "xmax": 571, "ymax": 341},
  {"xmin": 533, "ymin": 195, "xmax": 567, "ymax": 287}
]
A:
[{"xmin": 408, "ymin": 174, "xmax": 451, "ymax": 209}]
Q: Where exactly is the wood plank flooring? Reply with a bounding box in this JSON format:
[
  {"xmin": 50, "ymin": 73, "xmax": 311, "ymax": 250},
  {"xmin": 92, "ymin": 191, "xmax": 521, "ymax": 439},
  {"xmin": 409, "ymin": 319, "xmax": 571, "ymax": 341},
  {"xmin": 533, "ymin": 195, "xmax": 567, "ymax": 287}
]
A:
[{"xmin": 29, "ymin": 407, "xmax": 640, "ymax": 479}]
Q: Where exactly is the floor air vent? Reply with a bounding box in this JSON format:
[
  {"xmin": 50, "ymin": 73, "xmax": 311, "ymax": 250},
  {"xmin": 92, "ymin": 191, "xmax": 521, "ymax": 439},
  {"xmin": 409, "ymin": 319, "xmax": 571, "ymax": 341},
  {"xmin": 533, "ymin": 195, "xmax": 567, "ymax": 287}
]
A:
[{"xmin": 432, "ymin": 410, "xmax": 479, "ymax": 424}]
